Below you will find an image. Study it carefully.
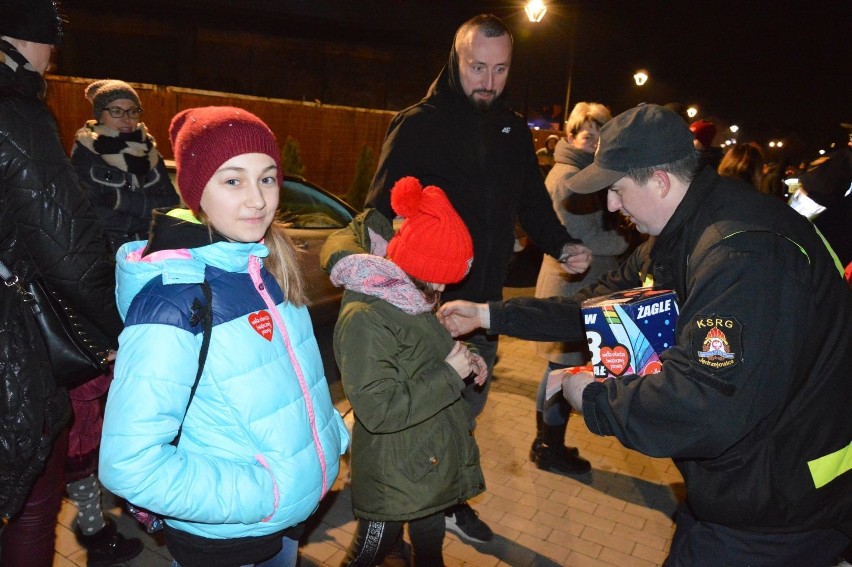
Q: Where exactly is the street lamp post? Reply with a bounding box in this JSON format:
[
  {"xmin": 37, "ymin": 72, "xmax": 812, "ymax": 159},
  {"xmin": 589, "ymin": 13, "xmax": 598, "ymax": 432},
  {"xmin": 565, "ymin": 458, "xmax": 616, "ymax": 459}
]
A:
[
  {"xmin": 523, "ymin": 0, "xmax": 547, "ymax": 123},
  {"xmin": 562, "ymin": 13, "xmax": 577, "ymax": 130},
  {"xmin": 525, "ymin": 1, "xmax": 577, "ymax": 132}
]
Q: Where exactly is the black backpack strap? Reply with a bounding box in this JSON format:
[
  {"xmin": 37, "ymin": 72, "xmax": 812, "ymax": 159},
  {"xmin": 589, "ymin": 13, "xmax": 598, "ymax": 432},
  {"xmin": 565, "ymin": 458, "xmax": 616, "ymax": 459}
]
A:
[{"xmin": 172, "ymin": 280, "xmax": 212, "ymax": 446}]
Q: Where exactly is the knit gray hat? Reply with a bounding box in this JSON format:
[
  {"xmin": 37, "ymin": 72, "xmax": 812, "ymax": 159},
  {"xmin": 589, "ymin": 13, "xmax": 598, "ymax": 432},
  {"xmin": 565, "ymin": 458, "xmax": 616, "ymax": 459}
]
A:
[{"xmin": 84, "ymin": 79, "xmax": 141, "ymax": 118}]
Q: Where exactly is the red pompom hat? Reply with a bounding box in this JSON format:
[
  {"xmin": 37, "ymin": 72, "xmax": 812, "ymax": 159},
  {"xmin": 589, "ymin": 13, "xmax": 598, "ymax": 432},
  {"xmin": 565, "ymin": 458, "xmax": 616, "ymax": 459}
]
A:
[
  {"xmin": 168, "ymin": 106, "xmax": 281, "ymax": 213},
  {"xmin": 387, "ymin": 176, "xmax": 473, "ymax": 284}
]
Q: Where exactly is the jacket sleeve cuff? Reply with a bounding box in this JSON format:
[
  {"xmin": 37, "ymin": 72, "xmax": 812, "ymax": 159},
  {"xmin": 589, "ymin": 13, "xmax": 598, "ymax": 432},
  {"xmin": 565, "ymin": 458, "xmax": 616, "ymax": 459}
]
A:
[
  {"xmin": 486, "ymin": 301, "xmax": 503, "ymax": 334},
  {"xmin": 582, "ymin": 380, "xmax": 613, "ymax": 436}
]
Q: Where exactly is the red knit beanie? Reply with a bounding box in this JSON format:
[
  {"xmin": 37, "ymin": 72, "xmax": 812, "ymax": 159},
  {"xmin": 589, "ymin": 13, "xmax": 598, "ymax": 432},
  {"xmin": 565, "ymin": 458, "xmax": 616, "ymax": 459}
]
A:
[
  {"xmin": 168, "ymin": 106, "xmax": 281, "ymax": 213},
  {"xmin": 689, "ymin": 119, "xmax": 717, "ymax": 150},
  {"xmin": 387, "ymin": 177, "xmax": 473, "ymax": 284}
]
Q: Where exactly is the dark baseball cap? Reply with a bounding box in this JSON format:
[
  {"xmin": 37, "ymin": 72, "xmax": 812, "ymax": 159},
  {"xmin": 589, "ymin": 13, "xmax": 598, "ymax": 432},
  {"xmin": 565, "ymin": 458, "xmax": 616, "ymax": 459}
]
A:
[{"xmin": 567, "ymin": 103, "xmax": 696, "ymax": 194}]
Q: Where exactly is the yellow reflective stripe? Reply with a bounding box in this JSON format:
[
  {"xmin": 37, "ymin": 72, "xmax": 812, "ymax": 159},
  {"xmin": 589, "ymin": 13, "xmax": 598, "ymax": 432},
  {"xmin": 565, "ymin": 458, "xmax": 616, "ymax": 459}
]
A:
[
  {"xmin": 813, "ymin": 225, "xmax": 845, "ymax": 278},
  {"xmin": 808, "ymin": 441, "xmax": 852, "ymax": 489},
  {"xmin": 166, "ymin": 208, "xmax": 202, "ymax": 224},
  {"xmin": 722, "ymin": 230, "xmax": 811, "ymax": 264}
]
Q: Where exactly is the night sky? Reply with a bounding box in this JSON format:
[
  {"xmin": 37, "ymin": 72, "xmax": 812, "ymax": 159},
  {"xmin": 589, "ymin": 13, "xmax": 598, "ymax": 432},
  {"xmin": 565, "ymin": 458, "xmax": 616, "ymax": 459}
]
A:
[
  {"xmin": 61, "ymin": 0, "xmax": 852, "ymax": 161},
  {"xmin": 278, "ymin": 0, "xmax": 851, "ymax": 160}
]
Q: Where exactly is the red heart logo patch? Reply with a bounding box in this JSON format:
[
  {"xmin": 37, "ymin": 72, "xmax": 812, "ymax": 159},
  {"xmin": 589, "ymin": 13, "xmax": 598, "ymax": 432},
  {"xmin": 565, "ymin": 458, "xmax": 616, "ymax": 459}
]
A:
[
  {"xmin": 600, "ymin": 345, "xmax": 630, "ymax": 376},
  {"xmin": 248, "ymin": 311, "xmax": 273, "ymax": 341}
]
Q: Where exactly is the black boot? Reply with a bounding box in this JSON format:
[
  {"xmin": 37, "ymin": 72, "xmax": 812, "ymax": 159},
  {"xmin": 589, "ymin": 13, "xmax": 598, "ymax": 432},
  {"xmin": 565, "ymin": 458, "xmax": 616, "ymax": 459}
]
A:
[
  {"xmin": 75, "ymin": 518, "xmax": 144, "ymax": 567},
  {"xmin": 529, "ymin": 411, "xmax": 544, "ymax": 461},
  {"xmin": 532, "ymin": 421, "xmax": 591, "ymax": 474}
]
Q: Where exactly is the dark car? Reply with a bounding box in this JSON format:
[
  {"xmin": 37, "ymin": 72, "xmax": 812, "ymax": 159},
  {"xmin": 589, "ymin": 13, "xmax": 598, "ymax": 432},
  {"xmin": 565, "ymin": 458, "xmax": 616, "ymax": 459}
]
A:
[
  {"xmin": 164, "ymin": 161, "xmax": 356, "ymax": 378},
  {"xmin": 276, "ymin": 175, "xmax": 357, "ymax": 326}
]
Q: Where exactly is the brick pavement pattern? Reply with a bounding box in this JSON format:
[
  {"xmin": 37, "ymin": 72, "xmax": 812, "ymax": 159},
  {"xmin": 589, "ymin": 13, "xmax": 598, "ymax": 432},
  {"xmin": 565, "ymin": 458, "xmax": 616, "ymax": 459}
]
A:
[{"xmin": 52, "ymin": 288, "xmax": 683, "ymax": 567}]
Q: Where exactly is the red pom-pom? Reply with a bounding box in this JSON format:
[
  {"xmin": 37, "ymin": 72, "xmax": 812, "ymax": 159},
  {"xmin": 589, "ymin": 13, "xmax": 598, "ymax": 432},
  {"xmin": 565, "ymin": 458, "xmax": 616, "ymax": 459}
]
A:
[{"xmin": 390, "ymin": 176, "xmax": 424, "ymax": 218}]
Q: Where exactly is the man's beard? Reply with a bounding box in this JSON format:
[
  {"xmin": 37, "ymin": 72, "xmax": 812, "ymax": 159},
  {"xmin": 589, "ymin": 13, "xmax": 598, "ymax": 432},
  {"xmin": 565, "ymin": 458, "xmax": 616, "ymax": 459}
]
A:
[{"xmin": 468, "ymin": 90, "xmax": 497, "ymax": 112}]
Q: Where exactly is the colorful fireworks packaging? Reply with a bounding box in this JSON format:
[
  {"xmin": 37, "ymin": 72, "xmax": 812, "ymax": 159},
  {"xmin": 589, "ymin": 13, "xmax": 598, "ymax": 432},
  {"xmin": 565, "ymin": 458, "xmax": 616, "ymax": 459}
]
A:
[{"xmin": 580, "ymin": 287, "xmax": 678, "ymax": 380}]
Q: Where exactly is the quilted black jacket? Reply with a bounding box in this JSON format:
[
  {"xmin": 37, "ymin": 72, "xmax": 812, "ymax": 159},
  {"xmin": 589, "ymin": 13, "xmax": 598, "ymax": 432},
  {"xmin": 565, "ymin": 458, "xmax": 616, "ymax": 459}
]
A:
[{"xmin": 0, "ymin": 40, "xmax": 123, "ymax": 519}]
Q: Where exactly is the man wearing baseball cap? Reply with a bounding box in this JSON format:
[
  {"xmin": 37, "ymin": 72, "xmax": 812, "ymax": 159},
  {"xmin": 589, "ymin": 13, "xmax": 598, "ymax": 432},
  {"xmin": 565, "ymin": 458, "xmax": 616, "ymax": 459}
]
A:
[{"xmin": 439, "ymin": 104, "xmax": 852, "ymax": 565}]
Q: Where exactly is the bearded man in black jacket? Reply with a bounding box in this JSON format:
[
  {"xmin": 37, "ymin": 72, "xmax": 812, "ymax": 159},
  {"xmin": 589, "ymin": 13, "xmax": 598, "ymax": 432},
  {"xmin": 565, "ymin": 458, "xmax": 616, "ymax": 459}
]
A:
[{"xmin": 365, "ymin": 14, "xmax": 592, "ymax": 543}]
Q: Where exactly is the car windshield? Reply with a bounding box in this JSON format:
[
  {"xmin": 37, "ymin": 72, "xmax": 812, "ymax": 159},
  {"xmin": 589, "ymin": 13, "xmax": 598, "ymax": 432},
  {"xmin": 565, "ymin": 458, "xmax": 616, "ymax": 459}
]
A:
[{"xmin": 278, "ymin": 179, "xmax": 352, "ymax": 229}]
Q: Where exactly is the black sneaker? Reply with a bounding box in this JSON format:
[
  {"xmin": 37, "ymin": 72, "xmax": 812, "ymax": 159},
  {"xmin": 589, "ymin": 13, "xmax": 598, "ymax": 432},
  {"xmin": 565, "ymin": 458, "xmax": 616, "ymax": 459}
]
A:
[{"xmin": 445, "ymin": 502, "xmax": 493, "ymax": 543}]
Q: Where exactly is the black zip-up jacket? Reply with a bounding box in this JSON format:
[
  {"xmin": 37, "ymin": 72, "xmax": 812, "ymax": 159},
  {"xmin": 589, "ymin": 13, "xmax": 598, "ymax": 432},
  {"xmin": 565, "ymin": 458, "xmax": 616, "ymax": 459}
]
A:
[
  {"xmin": 71, "ymin": 132, "xmax": 178, "ymax": 254},
  {"xmin": 488, "ymin": 167, "xmax": 852, "ymax": 534},
  {"xmin": 365, "ymin": 44, "xmax": 576, "ymax": 303},
  {"xmin": 0, "ymin": 40, "xmax": 123, "ymax": 518}
]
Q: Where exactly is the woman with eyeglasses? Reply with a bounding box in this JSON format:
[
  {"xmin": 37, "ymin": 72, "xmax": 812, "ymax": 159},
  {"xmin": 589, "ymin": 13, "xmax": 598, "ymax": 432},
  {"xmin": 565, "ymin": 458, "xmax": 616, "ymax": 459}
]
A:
[
  {"xmin": 66, "ymin": 79, "xmax": 177, "ymax": 565},
  {"xmin": 71, "ymin": 79, "xmax": 179, "ymax": 255}
]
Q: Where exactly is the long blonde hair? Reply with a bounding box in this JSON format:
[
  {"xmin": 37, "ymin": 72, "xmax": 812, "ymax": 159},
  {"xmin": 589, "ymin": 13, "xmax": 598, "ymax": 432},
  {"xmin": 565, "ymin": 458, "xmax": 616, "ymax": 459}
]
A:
[{"xmin": 263, "ymin": 221, "xmax": 306, "ymax": 306}]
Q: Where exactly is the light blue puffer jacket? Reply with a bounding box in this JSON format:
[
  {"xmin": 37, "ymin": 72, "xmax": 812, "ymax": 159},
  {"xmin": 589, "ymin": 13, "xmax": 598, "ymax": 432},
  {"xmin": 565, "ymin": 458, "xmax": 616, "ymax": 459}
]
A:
[{"xmin": 100, "ymin": 236, "xmax": 348, "ymax": 540}]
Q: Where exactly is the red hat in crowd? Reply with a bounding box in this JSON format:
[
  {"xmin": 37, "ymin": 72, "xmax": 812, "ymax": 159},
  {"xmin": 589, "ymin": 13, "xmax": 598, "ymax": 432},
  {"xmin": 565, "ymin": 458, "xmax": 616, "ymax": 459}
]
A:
[
  {"xmin": 689, "ymin": 119, "xmax": 717, "ymax": 149},
  {"xmin": 387, "ymin": 176, "xmax": 473, "ymax": 284},
  {"xmin": 168, "ymin": 106, "xmax": 281, "ymax": 213}
]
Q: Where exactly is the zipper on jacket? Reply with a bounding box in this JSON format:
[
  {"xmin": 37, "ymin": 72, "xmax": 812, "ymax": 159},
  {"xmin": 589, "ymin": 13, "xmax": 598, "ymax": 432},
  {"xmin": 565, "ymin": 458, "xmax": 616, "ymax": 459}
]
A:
[{"xmin": 248, "ymin": 256, "xmax": 329, "ymax": 496}]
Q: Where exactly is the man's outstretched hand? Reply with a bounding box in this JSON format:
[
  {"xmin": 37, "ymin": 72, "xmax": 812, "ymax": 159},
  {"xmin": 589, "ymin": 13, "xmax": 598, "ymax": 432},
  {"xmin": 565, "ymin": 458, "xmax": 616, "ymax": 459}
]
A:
[{"xmin": 438, "ymin": 300, "xmax": 488, "ymax": 337}]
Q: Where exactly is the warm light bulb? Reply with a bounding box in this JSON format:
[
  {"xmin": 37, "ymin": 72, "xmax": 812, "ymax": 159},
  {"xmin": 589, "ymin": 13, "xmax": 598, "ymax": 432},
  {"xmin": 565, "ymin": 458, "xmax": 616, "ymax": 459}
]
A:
[{"xmin": 525, "ymin": 0, "xmax": 547, "ymax": 22}]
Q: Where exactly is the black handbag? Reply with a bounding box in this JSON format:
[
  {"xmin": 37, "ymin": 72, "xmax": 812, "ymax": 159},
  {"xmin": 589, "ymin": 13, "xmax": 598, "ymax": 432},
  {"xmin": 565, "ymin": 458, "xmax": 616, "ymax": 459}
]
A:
[{"xmin": 0, "ymin": 259, "xmax": 111, "ymax": 388}]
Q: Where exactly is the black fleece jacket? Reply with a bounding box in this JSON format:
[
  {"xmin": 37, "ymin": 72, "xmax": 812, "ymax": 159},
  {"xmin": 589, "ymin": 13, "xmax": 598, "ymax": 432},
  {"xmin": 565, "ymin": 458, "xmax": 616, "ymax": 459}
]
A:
[{"xmin": 366, "ymin": 42, "xmax": 576, "ymax": 303}]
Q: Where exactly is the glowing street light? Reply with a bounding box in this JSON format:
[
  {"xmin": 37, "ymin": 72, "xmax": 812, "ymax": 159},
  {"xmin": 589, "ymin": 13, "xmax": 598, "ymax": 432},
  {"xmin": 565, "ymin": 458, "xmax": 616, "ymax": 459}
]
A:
[
  {"xmin": 686, "ymin": 106, "xmax": 698, "ymax": 118},
  {"xmin": 525, "ymin": 0, "xmax": 547, "ymax": 22},
  {"xmin": 730, "ymin": 124, "xmax": 739, "ymax": 133},
  {"xmin": 769, "ymin": 140, "xmax": 784, "ymax": 148},
  {"xmin": 633, "ymin": 70, "xmax": 649, "ymax": 86}
]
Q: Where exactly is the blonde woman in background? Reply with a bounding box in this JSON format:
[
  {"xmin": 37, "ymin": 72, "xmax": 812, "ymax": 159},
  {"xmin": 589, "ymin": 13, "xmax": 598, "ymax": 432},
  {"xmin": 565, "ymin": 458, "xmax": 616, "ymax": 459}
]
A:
[{"xmin": 530, "ymin": 102, "xmax": 629, "ymax": 475}]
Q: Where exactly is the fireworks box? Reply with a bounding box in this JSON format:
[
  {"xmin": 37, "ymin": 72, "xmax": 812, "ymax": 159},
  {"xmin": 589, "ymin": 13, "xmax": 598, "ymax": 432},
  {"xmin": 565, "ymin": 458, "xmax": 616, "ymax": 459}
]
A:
[{"xmin": 580, "ymin": 287, "xmax": 679, "ymax": 379}]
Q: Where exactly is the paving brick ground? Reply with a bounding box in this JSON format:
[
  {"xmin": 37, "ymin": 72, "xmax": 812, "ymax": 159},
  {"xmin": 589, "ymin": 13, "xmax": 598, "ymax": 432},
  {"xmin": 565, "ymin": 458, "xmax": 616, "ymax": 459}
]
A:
[{"xmin": 53, "ymin": 287, "xmax": 684, "ymax": 567}]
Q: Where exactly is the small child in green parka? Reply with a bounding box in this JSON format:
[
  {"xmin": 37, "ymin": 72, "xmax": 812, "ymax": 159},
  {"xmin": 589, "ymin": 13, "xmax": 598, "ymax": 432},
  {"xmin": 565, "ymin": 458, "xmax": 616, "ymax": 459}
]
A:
[{"xmin": 326, "ymin": 176, "xmax": 487, "ymax": 566}]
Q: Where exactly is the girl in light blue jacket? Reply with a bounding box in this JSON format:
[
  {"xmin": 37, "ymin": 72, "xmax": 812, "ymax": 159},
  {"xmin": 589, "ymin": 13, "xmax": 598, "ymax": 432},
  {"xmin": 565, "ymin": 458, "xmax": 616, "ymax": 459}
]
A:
[{"xmin": 99, "ymin": 107, "xmax": 349, "ymax": 567}]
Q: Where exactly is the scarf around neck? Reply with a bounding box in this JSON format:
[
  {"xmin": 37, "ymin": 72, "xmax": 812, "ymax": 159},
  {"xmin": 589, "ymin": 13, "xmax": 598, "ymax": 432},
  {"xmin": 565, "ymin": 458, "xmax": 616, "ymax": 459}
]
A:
[
  {"xmin": 0, "ymin": 39, "xmax": 47, "ymax": 100},
  {"xmin": 75, "ymin": 120, "xmax": 160, "ymax": 177},
  {"xmin": 330, "ymin": 254, "xmax": 435, "ymax": 315}
]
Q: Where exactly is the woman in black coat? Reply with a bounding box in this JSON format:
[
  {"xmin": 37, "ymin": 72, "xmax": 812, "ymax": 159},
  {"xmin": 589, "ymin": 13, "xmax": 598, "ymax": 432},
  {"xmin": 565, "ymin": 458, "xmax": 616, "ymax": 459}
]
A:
[
  {"xmin": 70, "ymin": 79, "xmax": 178, "ymax": 254},
  {"xmin": 0, "ymin": 5, "xmax": 123, "ymax": 565}
]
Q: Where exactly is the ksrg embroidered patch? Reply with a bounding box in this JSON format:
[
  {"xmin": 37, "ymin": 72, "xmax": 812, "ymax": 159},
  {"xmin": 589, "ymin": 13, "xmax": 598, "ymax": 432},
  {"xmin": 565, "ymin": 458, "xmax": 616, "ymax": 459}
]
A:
[{"xmin": 691, "ymin": 316, "xmax": 742, "ymax": 370}]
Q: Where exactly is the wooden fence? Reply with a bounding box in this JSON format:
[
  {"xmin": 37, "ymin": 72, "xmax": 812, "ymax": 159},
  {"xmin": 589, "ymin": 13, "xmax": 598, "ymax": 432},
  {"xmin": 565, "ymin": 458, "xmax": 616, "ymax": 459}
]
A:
[
  {"xmin": 45, "ymin": 75, "xmax": 397, "ymax": 196},
  {"xmin": 45, "ymin": 75, "xmax": 560, "ymax": 196}
]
